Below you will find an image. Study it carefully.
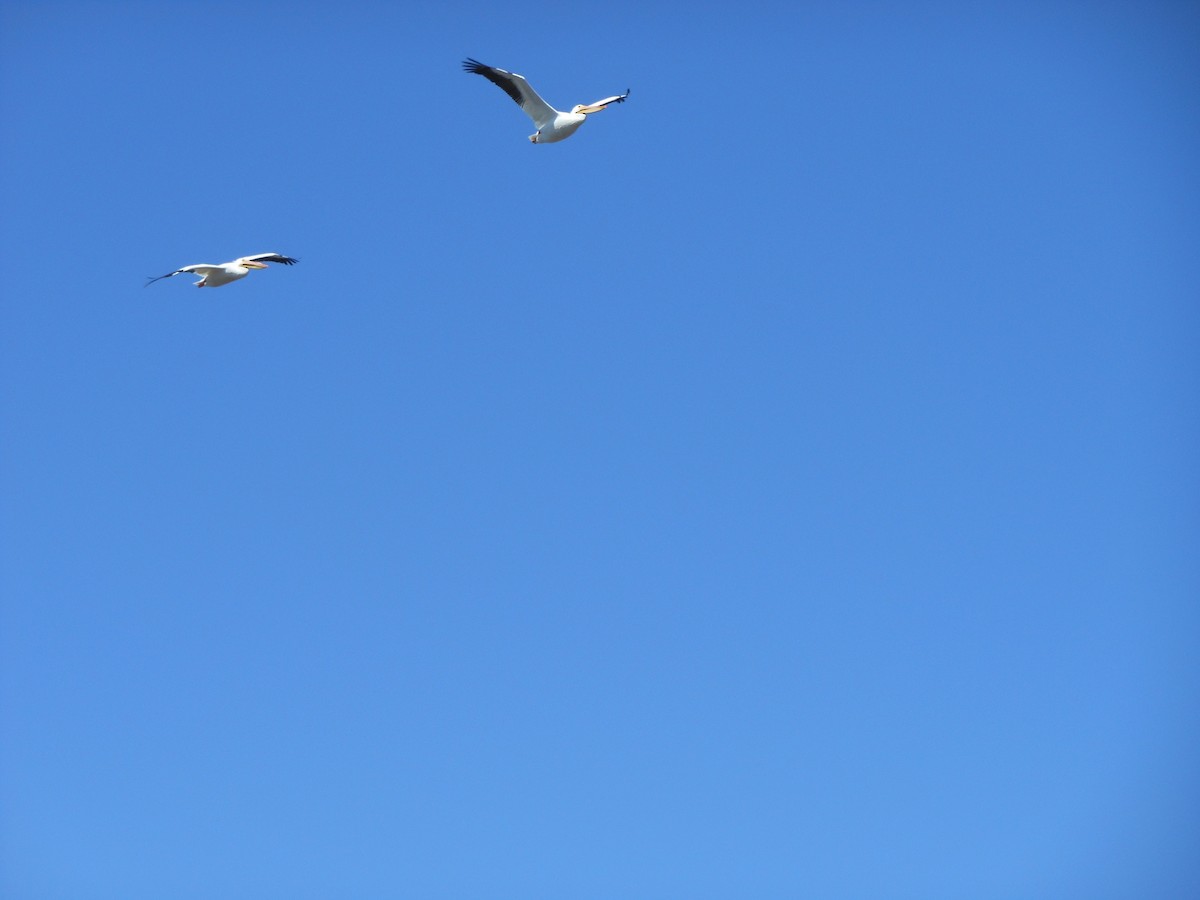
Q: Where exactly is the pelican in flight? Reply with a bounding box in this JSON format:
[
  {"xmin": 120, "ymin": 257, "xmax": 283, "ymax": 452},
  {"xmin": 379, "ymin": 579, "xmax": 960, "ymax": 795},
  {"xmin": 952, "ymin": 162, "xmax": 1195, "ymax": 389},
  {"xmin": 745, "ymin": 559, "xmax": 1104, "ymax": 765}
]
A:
[
  {"xmin": 463, "ymin": 58, "xmax": 629, "ymax": 144},
  {"xmin": 146, "ymin": 253, "xmax": 298, "ymax": 288}
]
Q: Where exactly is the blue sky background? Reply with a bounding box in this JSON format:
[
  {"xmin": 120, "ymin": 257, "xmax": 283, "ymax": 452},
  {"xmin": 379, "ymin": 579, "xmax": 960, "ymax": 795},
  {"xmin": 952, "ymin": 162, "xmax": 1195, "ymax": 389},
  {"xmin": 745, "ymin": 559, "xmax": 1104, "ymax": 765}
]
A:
[{"xmin": 2, "ymin": 1, "xmax": 1198, "ymax": 897}]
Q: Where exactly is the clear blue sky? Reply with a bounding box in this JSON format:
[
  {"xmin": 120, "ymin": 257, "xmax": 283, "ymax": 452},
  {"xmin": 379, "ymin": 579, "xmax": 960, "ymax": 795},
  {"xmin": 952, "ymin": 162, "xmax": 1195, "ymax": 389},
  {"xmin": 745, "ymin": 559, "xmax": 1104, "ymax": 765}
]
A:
[{"xmin": 2, "ymin": 1, "xmax": 1198, "ymax": 897}]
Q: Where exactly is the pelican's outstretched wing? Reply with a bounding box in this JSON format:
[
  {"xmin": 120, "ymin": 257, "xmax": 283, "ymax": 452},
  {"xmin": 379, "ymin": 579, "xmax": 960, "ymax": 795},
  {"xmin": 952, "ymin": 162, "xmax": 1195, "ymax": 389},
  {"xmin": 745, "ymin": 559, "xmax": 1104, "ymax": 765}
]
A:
[
  {"xmin": 145, "ymin": 269, "xmax": 184, "ymax": 286},
  {"xmin": 145, "ymin": 264, "xmax": 216, "ymax": 286},
  {"xmin": 242, "ymin": 253, "xmax": 298, "ymax": 266},
  {"xmin": 462, "ymin": 58, "xmax": 557, "ymax": 128},
  {"xmin": 584, "ymin": 89, "xmax": 630, "ymax": 111}
]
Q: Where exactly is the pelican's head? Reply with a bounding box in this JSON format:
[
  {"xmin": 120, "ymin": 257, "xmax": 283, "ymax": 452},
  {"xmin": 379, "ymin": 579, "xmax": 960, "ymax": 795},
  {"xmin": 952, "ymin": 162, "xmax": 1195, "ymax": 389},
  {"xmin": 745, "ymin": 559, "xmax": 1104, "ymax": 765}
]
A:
[{"xmin": 238, "ymin": 258, "xmax": 269, "ymax": 269}]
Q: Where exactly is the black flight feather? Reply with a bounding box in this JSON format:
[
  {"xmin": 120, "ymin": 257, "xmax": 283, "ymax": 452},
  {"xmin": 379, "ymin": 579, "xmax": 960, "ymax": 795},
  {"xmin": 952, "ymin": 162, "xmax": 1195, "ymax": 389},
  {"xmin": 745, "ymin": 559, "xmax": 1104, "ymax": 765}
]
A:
[{"xmin": 462, "ymin": 58, "xmax": 525, "ymax": 107}]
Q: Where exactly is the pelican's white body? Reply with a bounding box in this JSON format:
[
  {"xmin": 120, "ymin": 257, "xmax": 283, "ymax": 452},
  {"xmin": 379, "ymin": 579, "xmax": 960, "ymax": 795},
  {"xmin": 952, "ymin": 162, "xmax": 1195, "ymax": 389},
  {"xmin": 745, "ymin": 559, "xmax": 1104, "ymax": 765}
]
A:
[
  {"xmin": 532, "ymin": 111, "xmax": 587, "ymax": 144},
  {"xmin": 186, "ymin": 261, "xmax": 257, "ymax": 287}
]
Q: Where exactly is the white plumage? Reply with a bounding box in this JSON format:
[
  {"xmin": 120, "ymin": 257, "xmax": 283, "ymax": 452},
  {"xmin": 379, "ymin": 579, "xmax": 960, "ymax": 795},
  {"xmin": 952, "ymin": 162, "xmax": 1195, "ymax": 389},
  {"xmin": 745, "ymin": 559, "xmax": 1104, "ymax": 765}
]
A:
[
  {"xmin": 463, "ymin": 58, "xmax": 629, "ymax": 144},
  {"xmin": 146, "ymin": 253, "xmax": 298, "ymax": 288}
]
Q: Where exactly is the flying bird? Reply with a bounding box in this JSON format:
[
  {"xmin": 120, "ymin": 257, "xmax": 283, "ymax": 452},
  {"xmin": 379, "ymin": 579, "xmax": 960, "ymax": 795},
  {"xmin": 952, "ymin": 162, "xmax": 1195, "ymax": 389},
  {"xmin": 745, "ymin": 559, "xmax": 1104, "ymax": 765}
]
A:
[
  {"xmin": 462, "ymin": 58, "xmax": 629, "ymax": 144},
  {"xmin": 146, "ymin": 253, "xmax": 298, "ymax": 288}
]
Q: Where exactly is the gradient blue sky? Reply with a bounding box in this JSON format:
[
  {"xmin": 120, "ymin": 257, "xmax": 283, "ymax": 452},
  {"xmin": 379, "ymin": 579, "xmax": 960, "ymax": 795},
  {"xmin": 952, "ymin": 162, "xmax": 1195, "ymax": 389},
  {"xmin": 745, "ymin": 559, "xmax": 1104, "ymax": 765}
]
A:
[{"xmin": 2, "ymin": 1, "xmax": 1198, "ymax": 897}]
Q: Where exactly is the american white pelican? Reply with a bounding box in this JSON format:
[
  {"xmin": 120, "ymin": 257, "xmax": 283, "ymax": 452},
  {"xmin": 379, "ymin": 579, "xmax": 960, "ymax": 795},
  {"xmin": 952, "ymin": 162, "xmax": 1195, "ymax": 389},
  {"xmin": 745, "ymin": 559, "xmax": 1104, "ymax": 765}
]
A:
[
  {"xmin": 146, "ymin": 253, "xmax": 298, "ymax": 288},
  {"xmin": 463, "ymin": 58, "xmax": 629, "ymax": 144}
]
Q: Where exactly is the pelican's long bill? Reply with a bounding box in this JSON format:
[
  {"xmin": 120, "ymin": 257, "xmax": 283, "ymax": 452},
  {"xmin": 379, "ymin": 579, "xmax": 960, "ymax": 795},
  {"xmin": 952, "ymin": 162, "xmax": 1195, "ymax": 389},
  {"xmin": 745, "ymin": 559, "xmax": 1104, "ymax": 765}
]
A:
[{"xmin": 462, "ymin": 58, "xmax": 629, "ymax": 144}]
